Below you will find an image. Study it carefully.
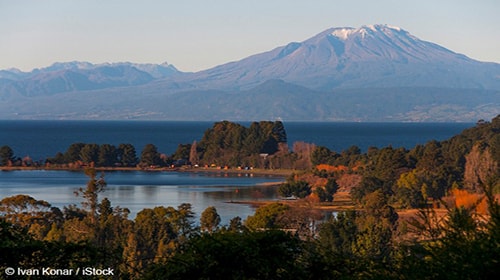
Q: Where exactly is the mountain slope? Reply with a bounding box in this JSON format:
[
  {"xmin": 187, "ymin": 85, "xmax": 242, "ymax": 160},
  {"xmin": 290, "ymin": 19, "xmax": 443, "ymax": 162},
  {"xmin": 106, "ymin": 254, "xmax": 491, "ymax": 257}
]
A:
[{"xmin": 165, "ymin": 24, "xmax": 500, "ymax": 91}]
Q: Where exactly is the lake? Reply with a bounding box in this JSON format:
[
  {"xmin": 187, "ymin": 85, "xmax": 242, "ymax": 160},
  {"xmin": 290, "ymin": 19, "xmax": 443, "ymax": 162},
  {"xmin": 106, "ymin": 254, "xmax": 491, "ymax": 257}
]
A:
[
  {"xmin": 0, "ymin": 120, "xmax": 473, "ymax": 224},
  {"xmin": 0, "ymin": 169, "xmax": 284, "ymax": 224}
]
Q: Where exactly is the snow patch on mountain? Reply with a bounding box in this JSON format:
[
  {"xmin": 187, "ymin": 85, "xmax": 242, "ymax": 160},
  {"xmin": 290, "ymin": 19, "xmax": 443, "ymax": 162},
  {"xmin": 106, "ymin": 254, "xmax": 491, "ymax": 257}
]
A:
[
  {"xmin": 331, "ymin": 24, "xmax": 405, "ymax": 41},
  {"xmin": 331, "ymin": 28, "xmax": 356, "ymax": 40}
]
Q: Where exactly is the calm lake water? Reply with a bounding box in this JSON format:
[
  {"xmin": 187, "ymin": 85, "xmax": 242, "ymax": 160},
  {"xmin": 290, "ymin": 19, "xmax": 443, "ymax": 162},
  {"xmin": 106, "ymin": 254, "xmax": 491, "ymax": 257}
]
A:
[
  {"xmin": 0, "ymin": 170, "xmax": 283, "ymax": 224},
  {"xmin": 0, "ymin": 121, "xmax": 473, "ymax": 224}
]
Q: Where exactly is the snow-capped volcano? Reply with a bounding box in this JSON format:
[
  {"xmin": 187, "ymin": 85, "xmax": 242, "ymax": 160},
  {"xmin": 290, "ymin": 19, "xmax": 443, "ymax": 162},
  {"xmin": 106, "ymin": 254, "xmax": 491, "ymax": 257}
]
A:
[{"xmin": 177, "ymin": 24, "xmax": 498, "ymax": 91}]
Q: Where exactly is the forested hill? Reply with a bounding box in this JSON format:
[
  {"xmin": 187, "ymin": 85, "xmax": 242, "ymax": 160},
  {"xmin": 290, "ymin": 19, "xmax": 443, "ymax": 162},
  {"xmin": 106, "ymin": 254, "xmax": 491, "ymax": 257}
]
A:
[{"xmin": 194, "ymin": 120, "xmax": 288, "ymax": 167}]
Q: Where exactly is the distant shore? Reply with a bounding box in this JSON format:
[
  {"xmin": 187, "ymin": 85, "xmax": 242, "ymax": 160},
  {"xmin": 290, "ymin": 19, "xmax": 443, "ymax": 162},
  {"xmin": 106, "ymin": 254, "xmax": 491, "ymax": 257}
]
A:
[{"xmin": 0, "ymin": 165, "xmax": 294, "ymax": 177}]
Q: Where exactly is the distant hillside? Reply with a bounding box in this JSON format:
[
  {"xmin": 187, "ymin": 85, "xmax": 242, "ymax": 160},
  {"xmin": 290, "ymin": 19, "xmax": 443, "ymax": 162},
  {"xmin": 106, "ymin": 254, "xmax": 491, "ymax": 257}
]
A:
[{"xmin": 0, "ymin": 24, "xmax": 499, "ymax": 121}]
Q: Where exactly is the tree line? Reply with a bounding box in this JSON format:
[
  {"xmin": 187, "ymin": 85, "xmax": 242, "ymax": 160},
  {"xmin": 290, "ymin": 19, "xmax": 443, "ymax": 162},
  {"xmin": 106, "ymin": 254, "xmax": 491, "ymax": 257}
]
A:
[
  {"xmin": 0, "ymin": 142, "xmax": 188, "ymax": 169},
  {"xmin": 0, "ymin": 120, "xmax": 292, "ymax": 169}
]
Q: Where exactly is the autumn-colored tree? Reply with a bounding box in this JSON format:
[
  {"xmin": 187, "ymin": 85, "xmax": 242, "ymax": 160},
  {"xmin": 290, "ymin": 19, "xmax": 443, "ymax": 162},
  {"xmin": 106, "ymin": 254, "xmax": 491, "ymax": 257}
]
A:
[
  {"xmin": 0, "ymin": 194, "xmax": 61, "ymax": 239},
  {"xmin": 403, "ymin": 185, "xmax": 500, "ymax": 279},
  {"xmin": 464, "ymin": 143, "xmax": 498, "ymax": 193},
  {"xmin": 292, "ymin": 141, "xmax": 316, "ymax": 169},
  {"xmin": 189, "ymin": 140, "xmax": 199, "ymax": 165}
]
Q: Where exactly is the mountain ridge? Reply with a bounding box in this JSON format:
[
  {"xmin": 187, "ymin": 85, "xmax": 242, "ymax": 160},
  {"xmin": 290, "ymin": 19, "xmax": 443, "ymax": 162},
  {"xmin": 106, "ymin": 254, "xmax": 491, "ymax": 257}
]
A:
[{"xmin": 0, "ymin": 24, "xmax": 499, "ymax": 121}]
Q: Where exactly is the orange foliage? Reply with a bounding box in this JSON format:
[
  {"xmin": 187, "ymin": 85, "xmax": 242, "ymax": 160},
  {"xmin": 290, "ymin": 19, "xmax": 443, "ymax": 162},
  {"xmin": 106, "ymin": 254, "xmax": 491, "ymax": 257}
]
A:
[
  {"xmin": 307, "ymin": 192, "xmax": 321, "ymax": 204},
  {"xmin": 452, "ymin": 188, "xmax": 488, "ymax": 215},
  {"xmin": 336, "ymin": 173, "xmax": 363, "ymax": 192},
  {"xmin": 294, "ymin": 173, "xmax": 327, "ymax": 189},
  {"xmin": 316, "ymin": 164, "xmax": 348, "ymax": 172}
]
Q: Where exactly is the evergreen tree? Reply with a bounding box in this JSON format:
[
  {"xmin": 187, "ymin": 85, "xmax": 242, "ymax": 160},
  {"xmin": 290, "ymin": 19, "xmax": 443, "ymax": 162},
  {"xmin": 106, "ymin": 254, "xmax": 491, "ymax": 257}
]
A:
[
  {"xmin": 140, "ymin": 144, "xmax": 162, "ymax": 167},
  {"xmin": 0, "ymin": 145, "xmax": 15, "ymax": 166},
  {"xmin": 118, "ymin": 143, "xmax": 137, "ymax": 167},
  {"xmin": 98, "ymin": 144, "xmax": 117, "ymax": 167},
  {"xmin": 64, "ymin": 142, "xmax": 85, "ymax": 163},
  {"xmin": 80, "ymin": 143, "xmax": 99, "ymax": 165}
]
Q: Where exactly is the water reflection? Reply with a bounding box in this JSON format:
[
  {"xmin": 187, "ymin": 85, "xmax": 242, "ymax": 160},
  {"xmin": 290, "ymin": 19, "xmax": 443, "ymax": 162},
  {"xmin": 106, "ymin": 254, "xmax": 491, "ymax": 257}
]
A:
[{"xmin": 0, "ymin": 170, "xmax": 284, "ymax": 225}]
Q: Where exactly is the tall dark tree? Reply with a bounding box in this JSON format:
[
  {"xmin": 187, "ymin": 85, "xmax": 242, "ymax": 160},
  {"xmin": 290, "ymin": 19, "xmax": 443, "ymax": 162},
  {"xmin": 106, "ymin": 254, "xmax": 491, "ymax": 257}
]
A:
[
  {"xmin": 278, "ymin": 180, "xmax": 312, "ymax": 198},
  {"xmin": 80, "ymin": 143, "xmax": 99, "ymax": 165},
  {"xmin": 117, "ymin": 143, "xmax": 137, "ymax": 167},
  {"xmin": 75, "ymin": 168, "xmax": 106, "ymax": 224},
  {"xmin": 271, "ymin": 120, "xmax": 287, "ymax": 143},
  {"xmin": 172, "ymin": 144, "xmax": 191, "ymax": 161},
  {"xmin": 64, "ymin": 142, "xmax": 85, "ymax": 163},
  {"xmin": 0, "ymin": 145, "xmax": 15, "ymax": 166},
  {"xmin": 140, "ymin": 144, "xmax": 162, "ymax": 167},
  {"xmin": 97, "ymin": 144, "xmax": 117, "ymax": 167}
]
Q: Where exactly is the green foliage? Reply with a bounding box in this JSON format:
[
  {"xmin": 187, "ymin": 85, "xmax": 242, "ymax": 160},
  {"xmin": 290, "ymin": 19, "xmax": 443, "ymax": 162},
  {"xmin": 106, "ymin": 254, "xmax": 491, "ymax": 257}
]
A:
[
  {"xmin": 64, "ymin": 142, "xmax": 85, "ymax": 163},
  {"xmin": 47, "ymin": 142, "xmax": 138, "ymax": 167},
  {"xmin": 172, "ymin": 143, "xmax": 191, "ymax": 161},
  {"xmin": 75, "ymin": 168, "xmax": 107, "ymax": 223},
  {"xmin": 394, "ymin": 170, "xmax": 425, "ymax": 208},
  {"xmin": 0, "ymin": 145, "xmax": 15, "ymax": 166},
  {"xmin": 0, "ymin": 220, "xmax": 119, "ymax": 277},
  {"xmin": 144, "ymin": 230, "xmax": 306, "ymax": 280},
  {"xmin": 324, "ymin": 178, "xmax": 339, "ymax": 202},
  {"xmin": 122, "ymin": 204, "xmax": 196, "ymax": 277},
  {"xmin": 311, "ymin": 145, "xmax": 338, "ymax": 166},
  {"xmin": 97, "ymin": 144, "xmax": 117, "ymax": 167},
  {"xmin": 226, "ymin": 216, "xmax": 245, "ymax": 233},
  {"xmin": 80, "ymin": 143, "xmax": 99, "ymax": 164},
  {"xmin": 117, "ymin": 143, "xmax": 138, "ymax": 166},
  {"xmin": 200, "ymin": 206, "xmax": 221, "ymax": 233},
  {"xmin": 139, "ymin": 143, "xmax": 162, "ymax": 167},
  {"xmin": 245, "ymin": 202, "xmax": 290, "ymax": 230},
  {"xmin": 317, "ymin": 211, "xmax": 358, "ymax": 257},
  {"xmin": 278, "ymin": 180, "xmax": 312, "ymax": 198},
  {"xmin": 197, "ymin": 120, "xmax": 288, "ymax": 167}
]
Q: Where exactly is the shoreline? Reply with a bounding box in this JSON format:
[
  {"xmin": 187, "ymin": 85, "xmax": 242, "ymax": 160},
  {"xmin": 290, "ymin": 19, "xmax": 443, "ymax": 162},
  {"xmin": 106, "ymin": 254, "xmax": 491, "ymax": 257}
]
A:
[{"xmin": 0, "ymin": 165, "xmax": 294, "ymax": 177}]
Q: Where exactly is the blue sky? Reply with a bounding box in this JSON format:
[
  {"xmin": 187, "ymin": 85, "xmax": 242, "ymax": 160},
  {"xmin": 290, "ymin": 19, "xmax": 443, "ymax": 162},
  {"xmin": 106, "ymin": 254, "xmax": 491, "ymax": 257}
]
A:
[{"xmin": 1, "ymin": 0, "xmax": 499, "ymax": 72}]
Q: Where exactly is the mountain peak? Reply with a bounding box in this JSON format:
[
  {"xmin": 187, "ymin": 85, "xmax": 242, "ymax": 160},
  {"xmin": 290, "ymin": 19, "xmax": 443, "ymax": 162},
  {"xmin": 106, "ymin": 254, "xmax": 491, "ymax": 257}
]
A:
[{"xmin": 329, "ymin": 24, "xmax": 405, "ymax": 40}]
